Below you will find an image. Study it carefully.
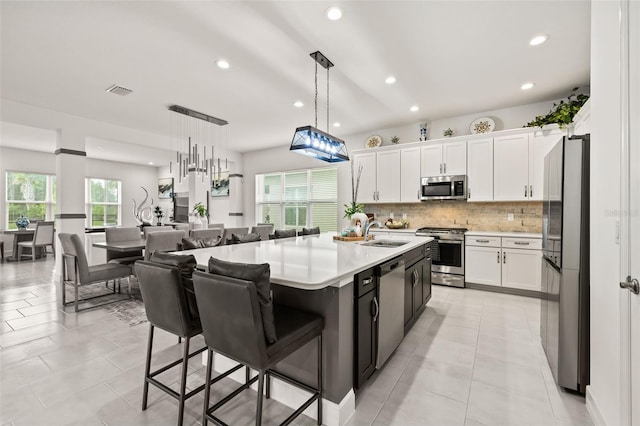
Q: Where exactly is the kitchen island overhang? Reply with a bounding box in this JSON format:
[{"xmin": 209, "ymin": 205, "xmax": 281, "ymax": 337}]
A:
[{"xmin": 187, "ymin": 233, "xmax": 433, "ymax": 426}]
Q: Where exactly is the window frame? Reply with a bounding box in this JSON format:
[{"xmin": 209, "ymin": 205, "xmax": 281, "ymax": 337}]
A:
[
  {"xmin": 85, "ymin": 177, "xmax": 122, "ymax": 229},
  {"xmin": 255, "ymin": 166, "xmax": 338, "ymax": 232},
  {"xmin": 5, "ymin": 171, "xmax": 56, "ymax": 230}
]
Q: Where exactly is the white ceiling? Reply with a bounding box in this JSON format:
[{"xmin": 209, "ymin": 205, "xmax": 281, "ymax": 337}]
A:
[{"xmin": 0, "ymin": 1, "xmax": 590, "ymax": 163}]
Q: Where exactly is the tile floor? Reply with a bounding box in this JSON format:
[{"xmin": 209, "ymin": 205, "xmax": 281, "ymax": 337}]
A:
[{"xmin": 0, "ymin": 257, "xmax": 592, "ymax": 426}]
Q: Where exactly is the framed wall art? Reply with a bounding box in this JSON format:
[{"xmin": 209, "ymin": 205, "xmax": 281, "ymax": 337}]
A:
[
  {"xmin": 158, "ymin": 177, "xmax": 174, "ymax": 199},
  {"xmin": 211, "ymin": 171, "xmax": 230, "ymax": 197}
]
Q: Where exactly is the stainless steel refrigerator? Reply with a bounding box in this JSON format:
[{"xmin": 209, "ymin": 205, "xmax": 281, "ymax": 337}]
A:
[{"xmin": 540, "ymin": 134, "xmax": 590, "ymax": 393}]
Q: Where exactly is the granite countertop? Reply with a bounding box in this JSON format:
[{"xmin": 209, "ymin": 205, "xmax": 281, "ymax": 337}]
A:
[
  {"xmin": 188, "ymin": 232, "xmax": 433, "ymax": 290},
  {"xmin": 464, "ymin": 230, "xmax": 542, "ymax": 238}
]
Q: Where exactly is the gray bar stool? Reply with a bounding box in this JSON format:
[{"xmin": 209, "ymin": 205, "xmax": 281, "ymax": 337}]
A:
[
  {"xmin": 135, "ymin": 258, "xmax": 244, "ymax": 426},
  {"xmin": 193, "ymin": 269, "xmax": 324, "ymax": 426}
]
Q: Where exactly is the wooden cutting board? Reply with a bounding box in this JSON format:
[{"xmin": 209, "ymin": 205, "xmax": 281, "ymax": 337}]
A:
[{"xmin": 332, "ymin": 235, "xmax": 374, "ymax": 242}]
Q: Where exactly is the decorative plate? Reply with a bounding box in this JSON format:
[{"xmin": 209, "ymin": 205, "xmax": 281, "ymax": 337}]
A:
[
  {"xmin": 365, "ymin": 135, "xmax": 382, "ymax": 148},
  {"xmin": 470, "ymin": 117, "xmax": 495, "ymax": 134}
]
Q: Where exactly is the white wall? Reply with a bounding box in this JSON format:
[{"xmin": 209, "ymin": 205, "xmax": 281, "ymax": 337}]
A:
[
  {"xmin": 587, "ymin": 1, "xmax": 622, "ymax": 424},
  {"xmin": 241, "ymin": 97, "xmax": 581, "ymax": 228},
  {"xmin": 0, "ymin": 146, "xmax": 157, "ymax": 253}
]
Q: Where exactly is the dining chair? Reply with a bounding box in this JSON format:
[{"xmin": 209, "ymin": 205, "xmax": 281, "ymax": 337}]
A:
[
  {"xmin": 58, "ymin": 233, "xmax": 132, "ymax": 312},
  {"xmin": 143, "ymin": 226, "xmax": 175, "ymax": 238},
  {"xmin": 190, "ymin": 228, "xmax": 223, "ymax": 240},
  {"xmin": 0, "ymin": 240, "xmax": 4, "ymax": 261},
  {"xmin": 174, "ymin": 223, "xmax": 191, "ymax": 233},
  {"xmin": 298, "ymin": 226, "xmax": 320, "ymax": 236},
  {"xmin": 17, "ymin": 221, "xmax": 55, "ymax": 261},
  {"xmin": 207, "ymin": 223, "xmax": 225, "ymax": 230},
  {"xmin": 271, "ymin": 229, "xmax": 297, "ymax": 239},
  {"xmin": 105, "ymin": 227, "xmax": 144, "ymax": 266},
  {"xmin": 145, "ymin": 230, "xmax": 185, "ymax": 260},
  {"xmin": 222, "ymin": 227, "xmax": 249, "ymax": 245},
  {"xmin": 250, "ymin": 224, "xmax": 274, "ymax": 241}
]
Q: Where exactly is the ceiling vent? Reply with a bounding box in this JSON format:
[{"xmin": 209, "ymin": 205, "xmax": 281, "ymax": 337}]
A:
[{"xmin": 105, "ymin": 84, "xmax": 133, "ymax": 96}]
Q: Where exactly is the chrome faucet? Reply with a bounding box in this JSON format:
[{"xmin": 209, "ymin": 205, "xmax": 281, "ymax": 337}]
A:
[{"xmin": 364, "ymin": 221, "xmax": 382, "ymax": 241}]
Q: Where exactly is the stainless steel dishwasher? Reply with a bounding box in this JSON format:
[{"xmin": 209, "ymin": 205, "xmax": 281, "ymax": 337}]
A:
[{"xmin": 375, "ymin": 257, "xmax": 405, "ymax": 368}]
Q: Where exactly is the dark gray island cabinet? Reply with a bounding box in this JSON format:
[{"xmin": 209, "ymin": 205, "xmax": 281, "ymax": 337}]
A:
[{"xmin": 190, "ymin": 233, "xmax": 433, "ymax": 426}]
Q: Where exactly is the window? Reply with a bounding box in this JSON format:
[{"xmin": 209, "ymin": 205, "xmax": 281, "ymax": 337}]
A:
[
  {"xmin": 86, "ymin": 178, "xmax": 121, "ymax": 228},
  {"xmin": 5, "ymin": 172, "xmax": 56, "ymax": 229},
  {"xmin": 256, "ymin": 167, "xmax": 338, "ymax": 232}
]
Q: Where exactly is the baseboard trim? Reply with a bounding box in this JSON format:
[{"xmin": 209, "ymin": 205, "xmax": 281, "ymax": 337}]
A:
[
  {"xmin": 465, "ymin": 281, "xmax": 542, "ymax": 299},
  {"xmin": 585, "ymin": 386, "xmax": 606, "ymax": 426}
]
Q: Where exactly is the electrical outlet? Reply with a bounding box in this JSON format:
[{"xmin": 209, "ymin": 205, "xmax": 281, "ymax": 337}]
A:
[
  {"xmin": 507, "ymin": 213, "xmax": 514, "ymax": 221},
  {"xmin": 389, "ymin": 213, "xmax": 394, "ymax": 219},
  {"xmin": 402, "ymin": 213, "xmax": 407, "ymax": 220}
]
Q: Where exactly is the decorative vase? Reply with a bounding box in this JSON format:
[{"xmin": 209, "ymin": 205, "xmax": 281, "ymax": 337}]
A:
[
  {"xmin": 354, "ymin": 224, "xmax": 363, "ymax": 237},
  {"xmin": 16, "ymin": 216, "xmax": 30, "ymax": 230}
]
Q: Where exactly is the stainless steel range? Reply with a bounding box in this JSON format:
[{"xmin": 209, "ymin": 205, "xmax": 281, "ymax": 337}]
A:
[{"xmin": 415, "ymin": 227, "xmax": 467, "ymax": 288}]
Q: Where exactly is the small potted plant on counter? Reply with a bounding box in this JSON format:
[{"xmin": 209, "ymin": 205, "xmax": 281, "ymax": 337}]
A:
[
  {"xmin": 193, "ymin": 202, "xmax": 208, "ymax": 228},
  {"xmin": 153, "ymin": 206, "xmax": 164, "ymax": 226}
]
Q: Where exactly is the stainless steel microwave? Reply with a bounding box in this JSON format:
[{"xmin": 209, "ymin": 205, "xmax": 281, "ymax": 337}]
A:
[{"xmin": 420, "ymin": 175, "xmax": 467, "ymax": 201}]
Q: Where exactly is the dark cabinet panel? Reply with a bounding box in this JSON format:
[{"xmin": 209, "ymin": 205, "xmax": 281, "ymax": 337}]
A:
[
  {"xmin": 354, "ymin": 266, "xmax": 378, "ymax": 390},
  {"xmin": 404, "ymin": 264, "xmax": 416, "ymax": 328},
  {"xmin": 422, "ymin": 256, "xmax": 432, "ymax": 306}
]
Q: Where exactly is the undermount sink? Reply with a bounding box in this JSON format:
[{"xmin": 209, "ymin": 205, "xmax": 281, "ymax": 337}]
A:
[{"xmin": 361, "ymin": 239, "xmax": 410, "ymax": 248}]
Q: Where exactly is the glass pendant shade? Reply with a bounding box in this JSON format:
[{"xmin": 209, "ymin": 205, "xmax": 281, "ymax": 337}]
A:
[{"xmin": 290, "ymin": 125, "xmax": 349, "ymax": 163}]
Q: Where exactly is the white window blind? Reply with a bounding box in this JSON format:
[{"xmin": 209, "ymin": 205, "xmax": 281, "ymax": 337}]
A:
[{"xmin": 256, "ymin": 166, "xmax": 338, "ymax": 232}]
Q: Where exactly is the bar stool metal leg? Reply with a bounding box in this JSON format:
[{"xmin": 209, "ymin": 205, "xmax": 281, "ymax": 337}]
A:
[
  {"xmin": 142, "ymin": 324, "xmax": 155, "ymax": 410},
  {"xmin": 317, "ymin": 334, "xmax": 323, "ymax": 426},
  {"xmin": 202, "ymin": 349, "xmax": 213, "ymax": 426},
  {"xmin": 178, "ymin": 337, "xmax": 190, "ymax": 426},
  {"xmin": 255, "ymin": 371, "xmax": 265, "ymax": 426}
]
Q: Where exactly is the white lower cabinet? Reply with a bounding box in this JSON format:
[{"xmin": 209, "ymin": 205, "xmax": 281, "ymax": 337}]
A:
[{"xmin": 465, "ymin": 234, "xmax": 542, "ymax": 291}]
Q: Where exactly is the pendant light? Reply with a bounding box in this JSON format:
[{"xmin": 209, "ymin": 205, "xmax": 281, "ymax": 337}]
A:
[{"xmin": 290, "ymin": 51, "xmax": 349, "ymax": 162}]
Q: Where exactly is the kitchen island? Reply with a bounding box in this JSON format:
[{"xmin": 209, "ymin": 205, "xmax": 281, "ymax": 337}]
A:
[{"xmin": 187, "ymin": 232, "xmax": 433, "ymax": 426}]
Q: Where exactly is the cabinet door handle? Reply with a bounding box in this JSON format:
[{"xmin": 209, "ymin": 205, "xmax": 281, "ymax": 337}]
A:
[
  {"xmin": 476, "ymin": 239, "xmax": 490, "ymax": 243},
  {"xmin": 444, "ymin": 163, "xmax": 447, "ymax": 174},
  {"xmin": 412, "ymin": 269, "xmax": 419, "ymax": 287},
  {"xmin": 497, "ymin": 251, "xmax": 500, "ymax": 263},
  {"xmin": 372, "ymin": 296, "xmax": 379, "ymax": 322},
  {"xmin": 417, "ymin": 189, "xmax": 420, "ymax": 200},
  {"xmin": 524, "ymin": 185, "xmax": 527, "ymax": 197},
  {"xmin": 529, "ymin": 185, "xmax": 533, "ymax": 197},
  {"xmin": 503, "ymin": 252, "xmax": 507, "ymax": 263},
  {"xmin": 363, "ymin": 277, "xmax": 373, "ymax": 286},
  {"xmin": 514, "ymin": 241, "xmax": 530, "ymax": 246},
  {"xmin": 468, "ymin": 188, "xmax": 471, "ymax": 199},
  {"xmin": 373, "ymin": 191, "xmax": 376, "ymax": 200}
]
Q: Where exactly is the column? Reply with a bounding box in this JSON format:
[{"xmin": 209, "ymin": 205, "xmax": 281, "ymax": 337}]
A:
[
  {"xmin": 55, "ymin": 128, "xmax": 86, "ymax": 271},
  {"xmin": 228, "ymin": 173, "xmax": 243, "ymax": 227}
]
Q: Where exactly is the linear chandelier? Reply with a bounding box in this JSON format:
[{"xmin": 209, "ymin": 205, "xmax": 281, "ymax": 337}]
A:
[
  {"xmin": 169, "ymin": 105, "xmax": 229, "ymax": 184},
  {"xmin": 290, "ymin": 51, "xmax": 349, "ymax": 163}
]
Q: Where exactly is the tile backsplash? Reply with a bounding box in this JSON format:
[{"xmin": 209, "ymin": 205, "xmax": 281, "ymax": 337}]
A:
[{"xmin": 365, "ymin": 201, "xmax": 542, "ymax": 233}]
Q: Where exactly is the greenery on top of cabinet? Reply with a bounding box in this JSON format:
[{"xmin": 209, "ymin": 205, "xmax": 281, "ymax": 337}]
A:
[{"xmin": 525, "ymin": 88, "xmax": 589, "ymax": 128}]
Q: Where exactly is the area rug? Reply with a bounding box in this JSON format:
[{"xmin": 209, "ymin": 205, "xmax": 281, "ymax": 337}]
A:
[{"xmin": 63, "ymin": 278, "xmax": 148, "ymax": 327}]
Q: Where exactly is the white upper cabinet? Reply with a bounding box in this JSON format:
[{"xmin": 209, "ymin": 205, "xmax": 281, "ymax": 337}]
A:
[
  {"xmin": 353, "ymin": 152, "xmax": 376, "ymax": 204},
  {"xmin": 443, "ymin": 141, "xmax": 467, "ymax": 175},
  {"xmin": 420, "ymin": 141, "xmax": 466, "ymax": 176},
  {"xmin": 529, "ymin": 130, "xmax": 563, "ymax": 201},
  {"xmin": 400, "ymin": 147, "xmax": 422, "ymax": 202},
  {"xmin": 420, "ymin": 144, "xmax": 443, "ymax": 176},
  {"xmin": 467, "ymin": 138, "xmax": 494, "ymax": 202},
  {"xmin": 494, "ymin": 134, "xmax": 530, "ymax": 201},
  {"xmin": 352, "ymin": 150, "xmax": 401, "ymax": 204},
  {"xmin": 376, "ymin": 150, "xmax": 401, "ymax": 203}
]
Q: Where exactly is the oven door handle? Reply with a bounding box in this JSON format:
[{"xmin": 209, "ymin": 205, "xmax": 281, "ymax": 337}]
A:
[{"xmin": 436, "ymin": 240, "xmax": 463, "ymax": 245}]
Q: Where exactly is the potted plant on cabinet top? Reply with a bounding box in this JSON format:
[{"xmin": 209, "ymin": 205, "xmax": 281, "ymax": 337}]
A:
[{"xmin": 525, "ymin": 87, "xmax": 589, "ymax": 128}]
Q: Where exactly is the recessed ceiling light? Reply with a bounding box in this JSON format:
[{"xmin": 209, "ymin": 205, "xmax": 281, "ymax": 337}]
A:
[
  {"xmin": 293, "ymin": 100, "xmax": 304, "ymax": 108},
  {"xmin": 521, "ymin": 82, "xmax": 535, "ymax": 90},
  {"xmin": 326, "ymin": 6, "xmax": 342, "ymax": 21},
  {"xmin": 410, "ymin": 105, "xmax": 419, "ymax": 112},
  {"xmin": 148, "ymin": 162, "xmax": 154, "ymax": 165},
  {"xmin": 216, "ymin": 59, "xmax": 230, "ymax": 69},
  {"xmin": 529, "ymin": 34, "xmax": 549, "ymax": 46},
  {"xmin": 333, "ymin": 122, "xmax": 341, "ymax": 127},
  {"xmin": 385, "ymin": 76, "xmax": 396, "ymax": 84}
]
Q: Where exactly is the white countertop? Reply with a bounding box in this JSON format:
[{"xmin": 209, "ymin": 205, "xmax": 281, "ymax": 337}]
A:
[
  {"xmin": 368, "ymin": 228, "xmax": 418, "ymax": 234},
  {"xmin": 188, "ymin": 232, "xmax": 433, "ymax": 290},
  {"xmin": 464, "ymin": 231, "xmax": 542, "ymax": 238}
]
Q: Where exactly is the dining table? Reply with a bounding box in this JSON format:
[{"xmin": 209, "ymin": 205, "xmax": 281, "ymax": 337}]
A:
[{"xmin": 92, "ymin": 239, "xmax": 146, "ymax": 252}]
